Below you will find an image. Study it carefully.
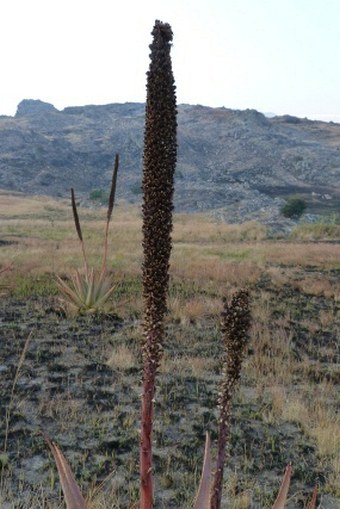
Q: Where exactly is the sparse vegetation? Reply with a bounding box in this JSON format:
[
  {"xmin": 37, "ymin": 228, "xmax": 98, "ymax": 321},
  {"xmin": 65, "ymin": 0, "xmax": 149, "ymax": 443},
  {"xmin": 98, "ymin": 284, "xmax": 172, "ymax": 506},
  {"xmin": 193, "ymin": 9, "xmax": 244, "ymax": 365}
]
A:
[{"xmin": 0, "ymin": 195, "xmax": 338, "ymax": 508}]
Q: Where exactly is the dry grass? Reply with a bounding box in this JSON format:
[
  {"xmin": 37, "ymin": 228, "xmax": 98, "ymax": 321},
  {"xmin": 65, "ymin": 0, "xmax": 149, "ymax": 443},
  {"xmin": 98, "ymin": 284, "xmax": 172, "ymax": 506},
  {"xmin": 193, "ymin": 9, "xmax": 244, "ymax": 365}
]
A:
[
  {"xmin": 168, "ymin": 295, "xmax": 222, "ymax": 325},
  {"xmin": 290, "ymin": 222, "xmax": 340, "ymax": 241},
  {"xmin": 260, "ymin": 242, "xmax": 339, "ymax": 268},
  {"xmin": 259, "ymin": 380, "xmax": 340, "ymax": 496},
  {"xmin": 107, "ymin": 345, "xmax": 137, "ymax": 371},
  {"xmin": 248, "ymin": 322, "xmax": 296, "ymax": 385},
  {"xmin": 172, "ymin": 252, "xmax": 262, "ymax": 290},
  {"xmin": 1, "ymin": 194, "xmax": 339, "ymax": 506},
  {"xmin": 281, "ymin": 384, "xmax": 340, "ymax": 454},
  {"xmin": 1, "ymin": 196, "xmax": 338, "ymax": 283},
  {"xmin": 39, "ymin": 394, "xmax": 85, "ymax": 426},
  {"xmin": 160, "ymin": 353, "xmax": 216, "ymax": 378},
  {"xmin": 173, "ymin": 215, "xmax": 267, "ymax": 242},
  {"xmin": 292, "ymin": 276, "xmax": 339, "ymax": 299},
  {"xmin": 0, "ymin": 192, "xmax": 69, "ymax": 218},
  {"xmin": 0, "ymin": 201, "xmax": 142, "ymax": 286}
]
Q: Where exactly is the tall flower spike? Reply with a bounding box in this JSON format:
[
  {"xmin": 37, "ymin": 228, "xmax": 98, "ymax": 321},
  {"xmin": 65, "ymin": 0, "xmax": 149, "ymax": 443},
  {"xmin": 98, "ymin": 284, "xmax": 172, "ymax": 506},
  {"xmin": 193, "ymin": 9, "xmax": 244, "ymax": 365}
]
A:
[
  {"xmin": 140, "ymin": 20, "xmax": 177, "ymax": 509},
  {"xmin": 210, "ymin": 290, "xmax": 251, "ymax": 509},
  {"xmin": 71, "ymin": 188, "xmax": 88, "ymax": 274},
  {"xmin": 101, "ymin": 153, "xmax": 119, "ymax": 273}
]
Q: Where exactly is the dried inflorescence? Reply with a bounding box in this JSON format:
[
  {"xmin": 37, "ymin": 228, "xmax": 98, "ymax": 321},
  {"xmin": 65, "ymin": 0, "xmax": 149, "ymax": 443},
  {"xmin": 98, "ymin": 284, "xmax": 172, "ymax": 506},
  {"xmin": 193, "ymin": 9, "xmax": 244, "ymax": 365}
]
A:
[
  {"xmin": 140, "ymin": 20, "xmax": 177, "ymax": 509},
  {"xmin": 219, "ymin": 289, "xmax": 251, "ymax": 401},
  {"xmin": 210, "ymin": 289, "xmax": 251, "ymax": 509},
  {"xmin": 142, "ymin": 20, "xmax": 177, "ymax": 371}
]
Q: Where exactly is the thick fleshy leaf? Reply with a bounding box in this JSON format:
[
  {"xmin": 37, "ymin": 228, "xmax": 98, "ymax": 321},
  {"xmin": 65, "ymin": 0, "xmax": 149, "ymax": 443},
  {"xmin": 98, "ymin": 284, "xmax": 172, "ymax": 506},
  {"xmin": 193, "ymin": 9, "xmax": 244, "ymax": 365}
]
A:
[
  {"xmin": 93, "ymin": 270, "xmax": 109, "ymax": 301},
  {"xmin": 85, "ymin": 269, "xmax": 95, "ymax": 307},
  {"xmin": 45, "ymin": 436, "xmax": 88, "ymax": 509},
  {"xmin": 193, "ymin": 433, "xmax": 212, "ymax": 509},
  {"xmin": 272, "ymin": 464, "xmax": 292, "ymax": 509},
  {"xmin": 56, "ymin": 276, "xmax": 83, "ymax": 307},
  {"xmin": 57, "ymin": 276, "xmax": 77, "ymax": 296},
  {"xmin": 95, "ymin": 284, "xmax": 116, "ymax": 308},
  {"xmin": 307, "ymin": 486, "xmax": 317, "ymax": 509},
  {"xmin": 74, "ymin": 270, "xmax": 87, "ymax": 298}
]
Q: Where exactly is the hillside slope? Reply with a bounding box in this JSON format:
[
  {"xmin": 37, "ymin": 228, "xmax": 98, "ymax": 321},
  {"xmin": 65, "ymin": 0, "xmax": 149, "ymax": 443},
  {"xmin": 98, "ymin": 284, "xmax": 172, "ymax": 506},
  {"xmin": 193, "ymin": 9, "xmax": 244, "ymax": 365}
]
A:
[{"xmin": 0, "ymin": 99, "xmax": 339, "ymax": 223}]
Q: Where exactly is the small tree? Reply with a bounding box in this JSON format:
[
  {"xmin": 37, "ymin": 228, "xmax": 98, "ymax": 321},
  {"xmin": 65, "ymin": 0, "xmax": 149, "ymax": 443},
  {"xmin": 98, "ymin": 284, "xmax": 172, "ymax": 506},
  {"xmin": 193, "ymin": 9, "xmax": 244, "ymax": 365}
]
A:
[
  {"xmin": 281, "ymin": 197, "xmax": 306, "ymax": 219},
  {"xmin": 89, "ymin": 188, "xmax": 108, "ymax": 203}
]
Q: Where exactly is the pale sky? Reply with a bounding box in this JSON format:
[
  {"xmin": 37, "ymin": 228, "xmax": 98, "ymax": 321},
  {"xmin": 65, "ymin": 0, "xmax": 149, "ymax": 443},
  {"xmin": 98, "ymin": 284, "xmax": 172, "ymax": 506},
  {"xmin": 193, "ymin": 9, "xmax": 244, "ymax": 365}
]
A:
[{"xmin": 1, "ymin": 0, "xmax": 339, "ymax": 121}]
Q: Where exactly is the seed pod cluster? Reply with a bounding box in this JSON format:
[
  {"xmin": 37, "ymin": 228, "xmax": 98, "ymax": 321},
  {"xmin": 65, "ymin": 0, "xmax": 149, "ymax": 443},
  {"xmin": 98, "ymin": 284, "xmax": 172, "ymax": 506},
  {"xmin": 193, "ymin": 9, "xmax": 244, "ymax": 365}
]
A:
[
  {"xmin": 219, "ymin": 289, "xmax": 251, "ymax": 404},
  {"xmin": 210, "ymin": 289, "xmax": 251, "ymax": 509},
  {"xmin": 142, "ymin": 20, "xmax": 177, "ymax": 372}
]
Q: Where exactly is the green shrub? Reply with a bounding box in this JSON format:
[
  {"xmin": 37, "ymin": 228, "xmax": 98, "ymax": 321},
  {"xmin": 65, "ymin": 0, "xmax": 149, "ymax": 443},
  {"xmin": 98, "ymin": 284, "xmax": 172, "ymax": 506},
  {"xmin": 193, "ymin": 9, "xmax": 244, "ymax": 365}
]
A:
[
  {"xmin": 89, "ymin": 188, "xmax": 109, "ymax": 203},
  {"xmin": 281, "ymin": 198, "xmax": 306, "ymax": 219}
]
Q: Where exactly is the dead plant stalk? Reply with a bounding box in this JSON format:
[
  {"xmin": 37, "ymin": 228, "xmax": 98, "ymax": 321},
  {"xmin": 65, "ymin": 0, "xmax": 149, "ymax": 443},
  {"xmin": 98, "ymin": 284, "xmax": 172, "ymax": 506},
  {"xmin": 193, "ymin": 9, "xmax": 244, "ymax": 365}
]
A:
[{"xmin": 140, "ymin": 20, "xmax": 177, "ymax": 509}]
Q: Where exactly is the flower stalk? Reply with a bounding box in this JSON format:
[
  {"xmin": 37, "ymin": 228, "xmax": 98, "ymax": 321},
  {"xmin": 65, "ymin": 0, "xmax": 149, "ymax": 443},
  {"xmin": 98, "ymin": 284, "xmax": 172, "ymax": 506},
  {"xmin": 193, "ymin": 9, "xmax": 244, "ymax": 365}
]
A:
[
  {"xmin": 210, "ymin": 290, "xmax": 251, "ymax": 509},
  {"xmin": 140, "ymin": 20, "xmax": 177, "ymax": 509},
  {"xmin": 101, "ymin": 153, "xmax": 119, "ymax": 274},
  {"xmin": 71, "ymin": 187, "xmax": 88, "ymax": 275}
]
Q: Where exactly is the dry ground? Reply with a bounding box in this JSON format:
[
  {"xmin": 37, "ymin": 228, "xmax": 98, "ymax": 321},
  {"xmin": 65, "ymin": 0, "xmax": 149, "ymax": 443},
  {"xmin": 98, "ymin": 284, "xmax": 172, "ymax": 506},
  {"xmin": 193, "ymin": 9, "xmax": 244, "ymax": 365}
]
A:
[{"xmin": 0, "ymin": 193, "xmax": 339, "ymax": 508}]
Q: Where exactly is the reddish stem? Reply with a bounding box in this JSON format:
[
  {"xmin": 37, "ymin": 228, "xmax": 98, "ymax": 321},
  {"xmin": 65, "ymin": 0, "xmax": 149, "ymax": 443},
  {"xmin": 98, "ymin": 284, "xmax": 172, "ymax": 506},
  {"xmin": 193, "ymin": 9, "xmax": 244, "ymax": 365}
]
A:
[
  {"xmin": 140, "ymin": 371, "xmax": 156, "ymax": 509},
  {"xmin": 209, "ymin": 403, "xmax": 230, "ymax": 509}
]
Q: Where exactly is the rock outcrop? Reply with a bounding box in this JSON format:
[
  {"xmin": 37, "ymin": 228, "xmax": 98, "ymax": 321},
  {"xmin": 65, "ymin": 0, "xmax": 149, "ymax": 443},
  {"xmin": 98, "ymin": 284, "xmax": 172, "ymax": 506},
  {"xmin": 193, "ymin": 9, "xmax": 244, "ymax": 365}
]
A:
[{"xmin": 0, "ymin": 99, "xmax": 339, "ymax": 224}]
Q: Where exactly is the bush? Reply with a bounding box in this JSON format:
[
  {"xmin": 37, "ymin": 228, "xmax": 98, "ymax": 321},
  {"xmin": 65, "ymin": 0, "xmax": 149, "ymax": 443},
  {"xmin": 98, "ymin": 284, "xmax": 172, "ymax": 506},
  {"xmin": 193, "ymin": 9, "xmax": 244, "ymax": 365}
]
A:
[
  {"xmin": 281, "ymin": 198, "xmax": 306, "ymax": 219},
  {"xmin": 89, "ymin": 188, "xmax": 108, "ymax": 203}
]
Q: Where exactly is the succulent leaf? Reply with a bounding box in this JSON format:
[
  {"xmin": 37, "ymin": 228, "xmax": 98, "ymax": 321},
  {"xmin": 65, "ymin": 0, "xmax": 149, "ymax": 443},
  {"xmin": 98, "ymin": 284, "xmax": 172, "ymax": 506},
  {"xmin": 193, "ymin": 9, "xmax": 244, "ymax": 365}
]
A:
[
  {"xmin": 193, "ymin": 433, "xmax": 213, "ymax": 509},
  {"xmin": 271, "ymin": 464, "xmax": 292, "ymax": 509},
  {"xmin": 45, "ymin": 436, "xmax": 88, "ymax": 509},
  {"xmin": 85, "ymin": 268, "xmax": 95, "ymax": 307},
  {"xmin": 307, "ymin": 486, "xmax": 318, "ymax": 509}
]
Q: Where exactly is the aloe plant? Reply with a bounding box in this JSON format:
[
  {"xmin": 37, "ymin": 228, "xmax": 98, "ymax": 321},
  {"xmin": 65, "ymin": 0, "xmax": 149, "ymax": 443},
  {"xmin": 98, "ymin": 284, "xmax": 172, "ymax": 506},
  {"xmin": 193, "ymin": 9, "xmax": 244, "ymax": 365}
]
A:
[
  {"xmin": 43, "ymin": 357, "xmax": 318, "ymax": 509},
  {"xmin": 56, "ymin": 267, "xmax": 116, "ymax": 315},
  {"xmin": 56, "ymin": 154, "xmax": 119, "ymax": 315},
  {"xmin": 44, "ymin": 20, "xmax": 318, "ymax": 509}
]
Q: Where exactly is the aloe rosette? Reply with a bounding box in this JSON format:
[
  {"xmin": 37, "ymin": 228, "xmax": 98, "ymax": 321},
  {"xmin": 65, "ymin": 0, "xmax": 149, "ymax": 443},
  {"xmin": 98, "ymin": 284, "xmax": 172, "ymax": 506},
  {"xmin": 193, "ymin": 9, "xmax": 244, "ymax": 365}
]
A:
[{"xmin": 56, "ymin": 155, "xmax": 119, "ymax": 315}]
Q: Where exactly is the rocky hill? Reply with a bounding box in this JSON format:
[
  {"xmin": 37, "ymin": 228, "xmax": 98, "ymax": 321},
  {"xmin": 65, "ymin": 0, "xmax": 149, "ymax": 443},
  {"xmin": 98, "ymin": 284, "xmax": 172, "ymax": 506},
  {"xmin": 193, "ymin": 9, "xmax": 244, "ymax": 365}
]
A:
[{"xmin": 1, "ymin": 99, "xmax": 340, "ymax": 225}]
